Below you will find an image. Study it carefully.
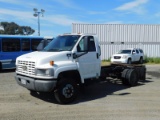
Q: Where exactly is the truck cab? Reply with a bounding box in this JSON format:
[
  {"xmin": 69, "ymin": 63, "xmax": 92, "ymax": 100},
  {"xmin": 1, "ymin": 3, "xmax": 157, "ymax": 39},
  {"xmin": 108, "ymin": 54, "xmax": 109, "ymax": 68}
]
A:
[{"xmin": 15, "ymin": 33, "xmax": 101, "ymax": 104}]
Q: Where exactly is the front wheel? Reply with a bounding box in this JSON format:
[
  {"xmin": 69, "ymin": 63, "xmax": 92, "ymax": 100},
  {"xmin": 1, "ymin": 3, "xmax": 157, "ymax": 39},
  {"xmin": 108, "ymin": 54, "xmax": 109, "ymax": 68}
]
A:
[
  {"xmin": 54, "ymin": 78, "xmax": 78, "ymax": 104},
  {"xmin": 127, "ymin": 58, "xmax": 132, "ymax": 64}
]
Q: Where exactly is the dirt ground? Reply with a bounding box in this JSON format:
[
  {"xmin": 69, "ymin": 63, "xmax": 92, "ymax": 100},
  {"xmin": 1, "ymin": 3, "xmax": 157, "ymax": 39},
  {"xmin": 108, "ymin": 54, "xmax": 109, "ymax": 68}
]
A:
[{"xmin": 0, "ymin": 65, "xmax": 160, "ymax": 120}]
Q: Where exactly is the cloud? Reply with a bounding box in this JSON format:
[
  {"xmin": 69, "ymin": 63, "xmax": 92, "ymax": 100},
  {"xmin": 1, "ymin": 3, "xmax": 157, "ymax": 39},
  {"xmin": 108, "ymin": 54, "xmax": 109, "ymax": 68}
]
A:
[
  {"xmin": 44, "ymin": 15, "xmax": 84, "ymax": 26},
  {"xmin": 0, "ymin": 0, "xmax": 20, "ymax": 4},
  {"xmin": 51, "ymin": 0, "xmax": 80, "ymax": 9},
  {"xmin": 0, "ymin": 8, "xmax": 36, "ymax": 24},
  {"xmin": 0, "ymin": 9, "xmax": 32, "ymax": 18},
  {"xmin": 155, "ymin": 12, "xmax": 160, "ymax": 17},
  {"xmin": 115, "ymin": 0, "xmax": 149, "ymax": 14},
  {"xmin": 0, "ymin": 0, "xmax": 41, "ymax": 9},
  {"xmin": 0, "ymin": 7, "xmax": 84, "ymax": 27}
]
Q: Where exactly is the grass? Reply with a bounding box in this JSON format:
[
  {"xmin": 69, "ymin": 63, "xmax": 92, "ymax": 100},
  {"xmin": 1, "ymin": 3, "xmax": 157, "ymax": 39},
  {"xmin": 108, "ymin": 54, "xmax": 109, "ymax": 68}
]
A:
[
  {"xmin": 144, "ymin": 56, "xmax": 160, "ymax": 64},
  {"xmin": 101, "ymin": 59, "xmax": 111, "ymax": 66}
]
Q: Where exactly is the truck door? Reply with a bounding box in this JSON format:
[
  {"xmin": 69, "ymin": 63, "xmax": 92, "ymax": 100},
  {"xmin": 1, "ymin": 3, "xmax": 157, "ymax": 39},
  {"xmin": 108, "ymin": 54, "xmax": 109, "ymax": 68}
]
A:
[{"xmin": 76, "ymin": 36, "xmax": 101, "ymax": 79}]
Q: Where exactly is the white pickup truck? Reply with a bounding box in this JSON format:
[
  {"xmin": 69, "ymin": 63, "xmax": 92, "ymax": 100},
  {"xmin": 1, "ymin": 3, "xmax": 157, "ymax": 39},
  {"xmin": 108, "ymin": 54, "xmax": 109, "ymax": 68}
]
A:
[{"xmin": 15, "ymin": 33, "xmax": 146, "ymax": 104}]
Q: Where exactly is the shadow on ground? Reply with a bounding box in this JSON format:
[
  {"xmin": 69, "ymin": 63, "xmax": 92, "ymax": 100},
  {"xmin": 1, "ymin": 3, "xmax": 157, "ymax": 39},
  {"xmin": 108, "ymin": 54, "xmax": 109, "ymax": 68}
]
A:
[
  {"xmin": 0, "ymin": 69, "xmax": 15, "ymax": 73},
  {"xmin": 147, "ymin": 71, "xmax": 160, "ymax": 78},
  {"xmin": 30, "ymin": 78, "xmax": 151, "ymax": 105}
]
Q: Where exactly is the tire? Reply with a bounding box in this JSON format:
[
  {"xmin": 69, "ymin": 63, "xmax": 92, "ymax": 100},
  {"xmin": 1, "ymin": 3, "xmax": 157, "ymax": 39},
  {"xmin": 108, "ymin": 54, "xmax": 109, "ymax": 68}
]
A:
[
  {"xmin": 127, "ymin": 58, "xmax": 132, "ymax": 64},
  {"xmin": 139, "ymin": 67, "xmax": 146, "ymax": 81},
  {"xmin": 100, "ymin": 69, "xmax": 106, "ymax": 80},
  {"xmin": 126, "ymin": 69, "xmax": 138, "ymax": 86},
  {"xmin": 139, "ymin": 57, "xmax": 143, "ymax": 64},
  {"xmin": 121, "ymin": 69, "xmax": 130, "ymax": 85},
  {"xmin": 54, "ymin": 78, "xmax": 78, "ymax": 104}
]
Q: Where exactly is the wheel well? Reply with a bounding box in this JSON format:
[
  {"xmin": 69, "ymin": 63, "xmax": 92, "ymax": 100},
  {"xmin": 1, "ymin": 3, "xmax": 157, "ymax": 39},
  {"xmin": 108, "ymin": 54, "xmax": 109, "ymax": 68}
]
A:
[
  {"xmin": 58, "ymin": 70, "xmax": 81, "ymax": 85},
  {"xmin": 128, "ymin": 58, "xmax": 131, "ymax": 61}
]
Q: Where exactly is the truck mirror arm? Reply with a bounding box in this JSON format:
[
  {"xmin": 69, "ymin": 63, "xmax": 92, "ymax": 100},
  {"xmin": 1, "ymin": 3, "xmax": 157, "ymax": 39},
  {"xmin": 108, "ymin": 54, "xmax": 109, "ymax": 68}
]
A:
[{"xmin": 73, "ymin": 52, "xmax": 88, "ymax": 59}]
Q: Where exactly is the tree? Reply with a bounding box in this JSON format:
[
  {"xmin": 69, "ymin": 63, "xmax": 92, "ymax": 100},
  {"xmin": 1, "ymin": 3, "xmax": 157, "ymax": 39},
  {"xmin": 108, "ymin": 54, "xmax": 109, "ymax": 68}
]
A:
[{"xmin": 0, "ymin": 22, "xmax": 35, "ymax": 35}]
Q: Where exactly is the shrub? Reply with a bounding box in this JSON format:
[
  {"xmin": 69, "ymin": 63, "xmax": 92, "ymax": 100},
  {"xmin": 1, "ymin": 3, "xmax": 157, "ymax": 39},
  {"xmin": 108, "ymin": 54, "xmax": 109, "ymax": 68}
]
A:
[{"xmin": 144, "ymin": 56, "xmax": 160, "ymax": 64}]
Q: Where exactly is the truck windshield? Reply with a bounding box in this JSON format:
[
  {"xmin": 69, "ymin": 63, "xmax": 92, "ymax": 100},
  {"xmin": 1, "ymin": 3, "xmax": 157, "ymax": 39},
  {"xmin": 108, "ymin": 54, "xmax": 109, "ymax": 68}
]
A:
[
  {"xmin": 118, "ymin": 50, "xmax": 131, "ymax": 54},
  {"xmin": 43, "ymin": 35, "xmax": 80, "ymax": 52}
]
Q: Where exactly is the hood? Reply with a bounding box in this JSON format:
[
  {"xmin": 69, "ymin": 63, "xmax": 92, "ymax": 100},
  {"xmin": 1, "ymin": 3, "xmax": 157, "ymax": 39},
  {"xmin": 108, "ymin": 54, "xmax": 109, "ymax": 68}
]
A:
[
  {"xmin": 112, "ymin": 53, "xmax": 131, "ymax": 57},
  {"xmin": 113, "ymin": 53, "xmax": 130, "ymax": 56},
  {"xmin": 16, "ymin": 51, "xmax": 73, "ymax": 66}
]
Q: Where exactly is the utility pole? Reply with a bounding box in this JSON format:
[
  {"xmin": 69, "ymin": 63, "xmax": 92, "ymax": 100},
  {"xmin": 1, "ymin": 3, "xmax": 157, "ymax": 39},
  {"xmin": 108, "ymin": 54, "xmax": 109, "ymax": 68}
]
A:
[{"xmin": 33, "ymin": 8, "xmax": 45, "ymax": 36}]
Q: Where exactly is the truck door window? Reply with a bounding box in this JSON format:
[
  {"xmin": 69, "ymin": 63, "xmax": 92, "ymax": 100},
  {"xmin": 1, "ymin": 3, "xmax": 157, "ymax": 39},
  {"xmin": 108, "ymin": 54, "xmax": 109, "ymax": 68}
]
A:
[
  {"xmin": 88, "ymin": 36, "xmax": 96, "ymax": 52},
  {"xmin": 77, "ymin": 36, "xmax": 96, "ymax": 52},
  {"xmin": 77, "ymin": 37, "xmax": 85, "ymax": 52}
]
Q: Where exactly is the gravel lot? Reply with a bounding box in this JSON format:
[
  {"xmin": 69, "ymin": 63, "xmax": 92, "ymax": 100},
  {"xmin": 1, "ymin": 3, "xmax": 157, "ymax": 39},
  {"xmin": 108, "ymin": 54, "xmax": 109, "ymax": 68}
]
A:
[{"xmin": 0, "ymin": 65, "xmax": 160, "ymax": 120}]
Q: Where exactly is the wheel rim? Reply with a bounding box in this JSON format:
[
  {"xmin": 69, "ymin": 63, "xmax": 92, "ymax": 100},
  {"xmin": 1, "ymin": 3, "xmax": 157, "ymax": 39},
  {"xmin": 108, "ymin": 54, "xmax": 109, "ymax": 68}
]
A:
[{"xmin": 62, "ymin": 84, "xmax": 74, "ymax": 98}]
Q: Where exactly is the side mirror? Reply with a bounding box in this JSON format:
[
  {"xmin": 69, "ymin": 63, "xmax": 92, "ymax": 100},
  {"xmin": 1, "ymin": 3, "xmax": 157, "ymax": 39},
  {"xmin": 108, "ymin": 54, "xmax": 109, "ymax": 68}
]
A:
[
  {"xmin": 73, "ymin": 53, "xmax": 77, "ymax": 59},
  {"xmin": 98, "ymin": 46, "xmax": 101, "ymax": 56},
  {"xmin": 132, "ymin": 51, "xmax": 136, "ymax": 54}
]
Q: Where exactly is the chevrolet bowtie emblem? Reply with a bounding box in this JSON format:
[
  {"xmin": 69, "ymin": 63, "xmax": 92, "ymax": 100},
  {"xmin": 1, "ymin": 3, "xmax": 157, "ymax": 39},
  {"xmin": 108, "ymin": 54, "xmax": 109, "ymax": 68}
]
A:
[{"xmin": 22, "ymin": 66, "xmax": 27, "ymax": 71}]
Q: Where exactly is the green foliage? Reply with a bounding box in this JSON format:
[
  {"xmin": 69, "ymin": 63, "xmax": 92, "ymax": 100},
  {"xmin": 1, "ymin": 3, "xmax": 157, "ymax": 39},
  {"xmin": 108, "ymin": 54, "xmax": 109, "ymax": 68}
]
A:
[
  {"xmin": 144, "ymin": 55, "xmax": 160, "ymax": 64},
  {"xmin": 102, "ymin": 58, "xmax": 111, "ymax": 62},
  {"xmin": 0, "ymin": 22, "xmax": 35, "ymax": 35}
]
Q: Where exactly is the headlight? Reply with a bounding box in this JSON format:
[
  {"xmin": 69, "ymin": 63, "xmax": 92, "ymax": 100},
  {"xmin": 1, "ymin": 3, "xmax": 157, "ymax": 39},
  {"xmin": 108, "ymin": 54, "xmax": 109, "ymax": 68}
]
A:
[
  {"xmin": 36, "ymin": 68, "xmax": 54, "ymax": 77},
  {"xmin": 122, "ymin": 55, "xmax": 128, "ymax": 59}
]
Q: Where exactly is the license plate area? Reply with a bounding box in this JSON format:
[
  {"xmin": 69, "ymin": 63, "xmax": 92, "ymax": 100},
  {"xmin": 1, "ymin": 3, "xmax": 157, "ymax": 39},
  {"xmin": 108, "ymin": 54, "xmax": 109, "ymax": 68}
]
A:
[{"xmin": 21, "ymin": 79, "xmax": 26, "ymax": 85}]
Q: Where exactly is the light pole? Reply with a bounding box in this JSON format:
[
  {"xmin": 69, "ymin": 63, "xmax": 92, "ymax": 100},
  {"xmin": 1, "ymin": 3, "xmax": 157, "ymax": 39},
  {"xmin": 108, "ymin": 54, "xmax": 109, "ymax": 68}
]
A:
[{"xmin": 33, "ymin": 8, "xmax": 45, "ymax": 36}]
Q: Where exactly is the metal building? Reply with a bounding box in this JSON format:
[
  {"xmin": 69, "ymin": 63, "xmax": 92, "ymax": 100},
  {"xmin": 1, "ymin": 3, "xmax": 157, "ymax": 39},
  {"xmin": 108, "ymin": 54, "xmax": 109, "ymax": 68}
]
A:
[{"xmin": 72, "ymin": 23, "xmax": 160, "ymax": 60}]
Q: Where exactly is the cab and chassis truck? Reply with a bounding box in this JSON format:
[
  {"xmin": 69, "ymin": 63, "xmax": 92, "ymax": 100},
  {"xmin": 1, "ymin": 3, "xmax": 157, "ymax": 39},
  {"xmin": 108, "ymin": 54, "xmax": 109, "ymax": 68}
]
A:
[{"xmin": 15, "ymin": 33, "xmax": 146, "ymax": 104}]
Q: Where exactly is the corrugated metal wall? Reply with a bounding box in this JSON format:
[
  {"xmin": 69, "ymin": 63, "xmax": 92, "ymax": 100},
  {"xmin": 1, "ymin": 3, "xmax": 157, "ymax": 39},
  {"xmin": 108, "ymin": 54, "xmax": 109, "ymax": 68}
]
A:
[{"xmin": 72, "ymin": 23, "xmax": 160, "ymax": 60}]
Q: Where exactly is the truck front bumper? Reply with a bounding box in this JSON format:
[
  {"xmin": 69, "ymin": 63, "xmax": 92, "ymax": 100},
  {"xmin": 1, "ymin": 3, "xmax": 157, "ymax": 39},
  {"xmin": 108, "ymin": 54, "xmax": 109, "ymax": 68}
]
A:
[{"xmin": 15, "ymin": 74, "xmax": 57, "ymax": 92}]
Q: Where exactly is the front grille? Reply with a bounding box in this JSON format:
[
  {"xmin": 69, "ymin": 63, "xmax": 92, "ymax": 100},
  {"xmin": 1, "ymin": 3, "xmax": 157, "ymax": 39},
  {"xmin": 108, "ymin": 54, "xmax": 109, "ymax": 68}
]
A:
[
  {"xmin": 114, "ymin": 56, "xmax": 121, "ymax": 59},
  {"xmin": 17, "ymin": 60, "xmax": 36, "ymax": 75}
]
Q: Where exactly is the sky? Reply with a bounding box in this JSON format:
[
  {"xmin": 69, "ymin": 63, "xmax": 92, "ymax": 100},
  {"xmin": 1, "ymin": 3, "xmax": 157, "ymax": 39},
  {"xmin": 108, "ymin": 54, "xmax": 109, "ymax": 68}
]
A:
[{"xmin": 0, "ymin": 0, "xmax": 159, "ymax": 37}]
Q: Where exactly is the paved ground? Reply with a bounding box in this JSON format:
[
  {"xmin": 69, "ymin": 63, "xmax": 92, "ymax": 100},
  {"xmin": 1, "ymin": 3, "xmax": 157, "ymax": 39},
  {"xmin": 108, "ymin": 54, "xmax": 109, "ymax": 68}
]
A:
[{"xmin": 0, "ymin": 65, "xmax": 160, "ymax": 120}]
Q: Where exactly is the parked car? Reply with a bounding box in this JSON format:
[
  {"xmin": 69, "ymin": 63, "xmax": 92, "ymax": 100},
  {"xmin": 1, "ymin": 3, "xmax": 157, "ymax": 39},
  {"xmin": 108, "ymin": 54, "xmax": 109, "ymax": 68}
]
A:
[{"xmin": 111, "ymin": 48, "xmax": 144, "ymax": 64}]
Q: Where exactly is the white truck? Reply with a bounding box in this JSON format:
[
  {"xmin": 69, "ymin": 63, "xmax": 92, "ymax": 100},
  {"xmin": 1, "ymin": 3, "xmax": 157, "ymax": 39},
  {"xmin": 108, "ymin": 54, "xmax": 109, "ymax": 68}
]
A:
[{"xmin": 15, "ymin": 33, "xmax": 146, "ymax": 104}]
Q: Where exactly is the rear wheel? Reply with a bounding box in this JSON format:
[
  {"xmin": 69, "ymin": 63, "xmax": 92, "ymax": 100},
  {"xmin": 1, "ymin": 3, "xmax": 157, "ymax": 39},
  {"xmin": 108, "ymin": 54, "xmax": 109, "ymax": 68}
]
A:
[
  {"xmin": 121, "ymin": 69, "xmax": 138, "ymax": 86},
  {"xmin": 121, "ymin": 69, "xmax": 130, "ymax": 85},
  {"xmin": 139, "ymin": 57, "xmax": 143, "ymax": 64},
  {"xmin": 126, "ymin": 69, "xmax": 138, "ymax": 86},
  {"xmin": 54, "ymin": 78, "xmax": 78, "ymax": 104}
]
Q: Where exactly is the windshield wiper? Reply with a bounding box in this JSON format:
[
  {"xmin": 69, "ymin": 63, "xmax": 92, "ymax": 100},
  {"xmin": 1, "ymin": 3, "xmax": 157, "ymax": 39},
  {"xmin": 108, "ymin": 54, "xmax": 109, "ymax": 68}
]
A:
[{"xmin": 44, "ymin": 48, "xmax": 60, "ymax": 52}]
